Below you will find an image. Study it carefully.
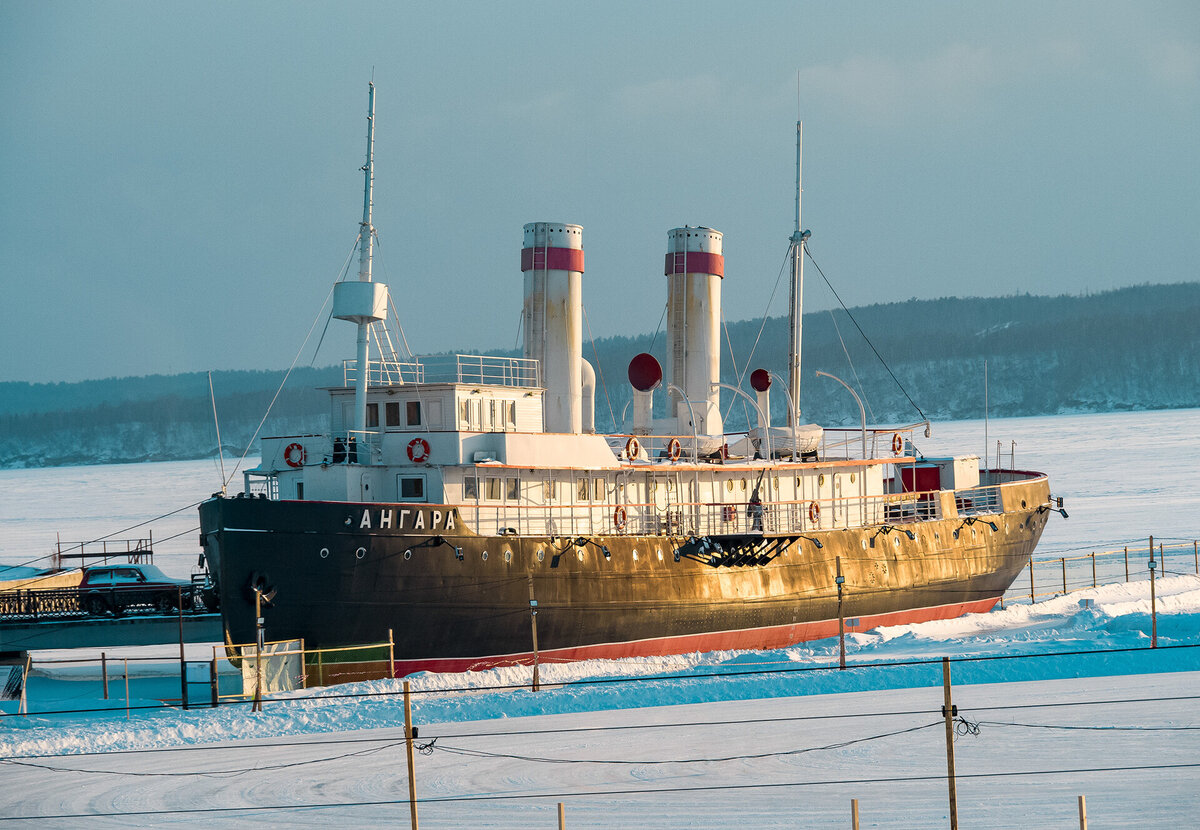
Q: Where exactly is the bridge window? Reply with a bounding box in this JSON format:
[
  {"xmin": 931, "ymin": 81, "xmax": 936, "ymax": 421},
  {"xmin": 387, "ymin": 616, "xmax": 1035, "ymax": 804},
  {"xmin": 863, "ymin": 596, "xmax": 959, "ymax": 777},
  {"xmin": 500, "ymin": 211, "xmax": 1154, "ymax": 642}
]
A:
[
  {"xmin": 407, "ymin": 401, "xmax": 422, "ymax": 426},
  {"xmin": 486, "ymin": 477, "xmax": 502, "ymax": 500},
  {"xmin": 386, "ymin": 401, "xmax": 401, "ymax": 427},
  {"xmin": 398, "ymin": 475, "xmax": 426, "ymax": 502},
  {"xmin": 365, "ymin": 403, "xmax": 379, "ymax": 428},
  {"xmin": 577, "ymin": 477, "xmax": 588, "ymax": 501},
  {"xmin": 506, "ymin": 477, "xmax": 519, "ymax": 500},
  {"xmin": 464, "ymin": 476, "xmax": 479, "ymax": 499}
]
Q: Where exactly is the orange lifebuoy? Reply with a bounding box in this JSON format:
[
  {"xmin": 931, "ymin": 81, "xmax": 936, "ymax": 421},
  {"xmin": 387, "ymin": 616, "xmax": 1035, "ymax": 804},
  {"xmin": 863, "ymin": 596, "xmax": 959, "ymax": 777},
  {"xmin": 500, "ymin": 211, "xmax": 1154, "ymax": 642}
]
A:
[
  {"xmin": 892, "ymin": 433, "xmax": 904, "ymax": 455},
  {"xmin": 284, "ymin": 442, "xmax": 306, "ymax": 468},
  {"xmin": 614, "ymin": 505, "xmax": 628, "ymax": 530},
  {"xmin": 407, "ymin": 437, "xmax": 431, "ymax": 463},
  {"xmin": 666, "ymin": 438, "xmax": 682, "ymax": 461},
  {"xmin": 808, "ymin": 501, "xmax": 821, "ymax": 523},
  {"xmin": 625, "ymin": 437, "xmax": 640, "ymax": 459}
]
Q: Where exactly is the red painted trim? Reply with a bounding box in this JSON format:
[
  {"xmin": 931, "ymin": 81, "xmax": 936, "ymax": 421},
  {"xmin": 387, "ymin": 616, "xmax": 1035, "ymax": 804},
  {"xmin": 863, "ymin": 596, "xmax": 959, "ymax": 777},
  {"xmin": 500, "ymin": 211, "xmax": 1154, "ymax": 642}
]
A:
[
  {"xmin": 521, "ymin": 246, "xmax": 584, "ymax": 272},
  {"xmin": 391, "ymin": 596, "xmax": 1000, "ymax": 676},
  {"xmin": 664, "ymin": 251, "xmax": 724, "ymax": 277}
]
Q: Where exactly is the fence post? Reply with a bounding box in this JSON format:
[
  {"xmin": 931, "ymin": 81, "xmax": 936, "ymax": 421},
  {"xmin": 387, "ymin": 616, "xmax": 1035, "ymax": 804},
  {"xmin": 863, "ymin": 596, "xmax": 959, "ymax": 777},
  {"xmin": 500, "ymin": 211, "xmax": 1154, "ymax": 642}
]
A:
[
  {"xmin": 851, "ymin": 798, "xmax": 860, "ymax": 830},
  {"xmin": 1029, "ymin": 559, "xmax": 1035, "ymax": 603},
  {"xmin": 558, "ymin": 802, "xmax": 566, "ymax": 830},
  {"xmin": 1149, "ymin": 536, "xmax": 1157, "ymax": 649},
  {"xmin": 101, "ymin": 652, "xmax": 109, "ymax": 700},
  {"xmin": 1091, "ymin": 553, "xmax": 1096, "ymax": 589},
  {"xmin": 1078, "ymin": 794, "xmax": 1088, "ymax": 829},
  {"xmin": 210, "ymin": 657, "xmax": 219, "ymax": 708},
  {"xmin": 942, "ymin": 657, "xmax": 959, "ymax": 830},
  {"xmin": 1124, "ymin": 547, "xmax": 1129, "ymax": 582},
  {"xmin": 1061, "ymin": 557, "xmax": 1067, "ymax": 594},
  {"xmin": 836, "ymin": 556, "xmax": 846, "ymax": 670},
  {"xmin": 1195, "ymin": 541, "xmax": 1198, "ymax": 574}
]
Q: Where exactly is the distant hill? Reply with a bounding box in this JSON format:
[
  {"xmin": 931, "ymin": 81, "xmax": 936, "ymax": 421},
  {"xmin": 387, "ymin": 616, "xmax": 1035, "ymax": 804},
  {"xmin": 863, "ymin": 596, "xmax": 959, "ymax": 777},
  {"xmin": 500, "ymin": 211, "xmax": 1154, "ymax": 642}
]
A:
[{"xmin": 2, "ymin": 283, "xmax": 1198, "ymax": 468}]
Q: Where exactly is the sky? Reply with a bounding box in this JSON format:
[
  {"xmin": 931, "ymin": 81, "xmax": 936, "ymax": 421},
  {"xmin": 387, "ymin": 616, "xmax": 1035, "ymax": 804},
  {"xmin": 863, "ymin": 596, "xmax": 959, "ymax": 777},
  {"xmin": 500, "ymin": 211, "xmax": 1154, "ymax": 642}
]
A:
[{"xmin": 1, "ymin": 1, "xmax": 1197, "ymax": 383}]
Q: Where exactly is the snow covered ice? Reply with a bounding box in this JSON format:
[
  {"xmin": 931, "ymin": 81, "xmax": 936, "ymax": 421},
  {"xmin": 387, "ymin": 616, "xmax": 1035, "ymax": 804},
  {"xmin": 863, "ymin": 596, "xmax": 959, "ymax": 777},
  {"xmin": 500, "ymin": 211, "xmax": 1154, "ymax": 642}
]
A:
[{"xmin": 2, "ymin": 409, "xmax": 1199, "ymax": 826}]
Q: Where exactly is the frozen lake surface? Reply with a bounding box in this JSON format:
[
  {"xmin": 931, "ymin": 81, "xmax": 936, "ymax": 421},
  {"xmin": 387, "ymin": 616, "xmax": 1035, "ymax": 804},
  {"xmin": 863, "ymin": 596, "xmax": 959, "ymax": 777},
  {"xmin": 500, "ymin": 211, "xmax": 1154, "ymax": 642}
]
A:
[{"xmin": 1, "ymin": 409, "xmax": 1198, "ymax": 826}]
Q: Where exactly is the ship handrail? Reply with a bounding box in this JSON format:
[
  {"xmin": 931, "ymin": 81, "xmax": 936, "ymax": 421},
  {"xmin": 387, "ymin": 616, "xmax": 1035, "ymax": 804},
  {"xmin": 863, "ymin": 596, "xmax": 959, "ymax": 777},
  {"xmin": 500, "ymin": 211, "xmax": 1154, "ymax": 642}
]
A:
[{"xmin": 456, "ymin": 475, "xmax": 1039, "ymax": 539}]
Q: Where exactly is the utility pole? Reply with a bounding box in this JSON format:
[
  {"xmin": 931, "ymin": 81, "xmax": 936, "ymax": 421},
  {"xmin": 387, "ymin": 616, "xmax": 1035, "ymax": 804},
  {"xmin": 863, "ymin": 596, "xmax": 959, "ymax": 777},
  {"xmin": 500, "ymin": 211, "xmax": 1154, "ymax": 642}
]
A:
[
  {"xmin": 836, "ymin": 556, "xmax": 846, "ymax": 669},
  {"xmin": 1149, "ymin": 535, "xmax": 1158, "ymax": 648},
  {"xmin": 404, "ymin": 680, "xmax": 419, "ymax": 830},
  {"xmin": 529, "ymin": 575, "xmax": 541, "ymax": 691},
  {"xmin": 942, "ymin": 657, "xmax": 959, "ymax": 830}
]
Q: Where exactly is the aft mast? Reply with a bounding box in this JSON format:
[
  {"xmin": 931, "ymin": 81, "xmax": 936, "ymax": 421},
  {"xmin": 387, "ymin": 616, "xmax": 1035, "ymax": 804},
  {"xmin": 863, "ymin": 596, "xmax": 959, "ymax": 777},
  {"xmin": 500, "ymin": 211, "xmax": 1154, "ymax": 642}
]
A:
[
  {"xmin": 786, "ymin": 121, "xmax": 811, "ymax": 427},
  {"xmin": 333, "ymin": 82, "xmax": 389, "ymax": 438}
]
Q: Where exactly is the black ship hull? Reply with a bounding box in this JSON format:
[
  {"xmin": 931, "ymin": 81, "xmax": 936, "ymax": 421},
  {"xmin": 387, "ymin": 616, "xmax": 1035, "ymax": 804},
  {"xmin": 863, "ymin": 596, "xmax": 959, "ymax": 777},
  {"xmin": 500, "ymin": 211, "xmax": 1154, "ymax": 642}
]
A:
[{"xmin": 199, "ymin": 473, "xmax": 1051, "ymax": 676}]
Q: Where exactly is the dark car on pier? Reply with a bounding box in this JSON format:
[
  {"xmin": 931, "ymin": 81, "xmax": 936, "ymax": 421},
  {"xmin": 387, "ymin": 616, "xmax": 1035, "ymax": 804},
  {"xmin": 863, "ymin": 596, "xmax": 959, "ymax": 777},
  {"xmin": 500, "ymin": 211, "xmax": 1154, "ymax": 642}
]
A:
[{"xmin": 78, "ymin": 564, "xmax": 197, "ymax": 616}]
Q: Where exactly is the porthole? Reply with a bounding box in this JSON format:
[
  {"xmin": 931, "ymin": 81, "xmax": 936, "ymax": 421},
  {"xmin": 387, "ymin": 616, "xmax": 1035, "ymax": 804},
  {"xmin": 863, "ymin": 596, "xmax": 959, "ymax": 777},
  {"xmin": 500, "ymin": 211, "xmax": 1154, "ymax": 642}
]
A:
[
  {"xmin": 504, "ymin": 549, "xmax": 513, "ymax": 562},
  {"xmin": 537, "ymin": 548, "xmax": 545, "ymax": 562},
  {"xmin": 403, "ymin": 549, "xmax": 412, "ymax": 561},
  {"xmin": 1021, "ymin": 500, "xmax": 1027, "ymax": 509},
  {"xmin": 577, "ymin": 550, "xmax": 585, "ymax": 561},
  {"xmin": 861, "ymin": 539, "xmax": 867, "ymax": 550},
  {"xmin": 740, "ymin": 479, "xmax": 747, "ymax": 491},
  {"xmin": 893, "ymin": 535, "xmax": 900, "ymax": 548},
  {"xmin": 971, "ymin": 529, "xmax": 977, "ymax": 539},
  {"xmin": 795, "ymin": 477, "xmax": 801, "ymax": 488},
  {"xmin": 355, "ymin": 547, "xmax": 366, "ymax": 560},
  {"xmin": 344, "ymin": 516, "xmax": 353, "ymax": 526},
  {"xmin": 632, "ymin": 549, "xmax": 640, "ymax": 561},
  {"xmin": 657, "ymin": 548, "xmax": 664, "ymax": 561},
  {"xmin": 726, "ymin": 480, "xmax": 734, "ymax": 492},
  {"xmin": 773, "ymin": 477, "xmax": 780, "ymax": 490},
  {"xmin": 319, "ymin": 547, "xmax": 330, "ymax": 559},
  {"xmin": 849, "ymin": 473, "xmax": 856, "ymax": 484},
  {"xmin": 818, "ymin": 474, "xmax": 825, "ymax": 486},
  {"xmin": 482, "ymin": 550, "xmax": 489, "ymax": 561}
]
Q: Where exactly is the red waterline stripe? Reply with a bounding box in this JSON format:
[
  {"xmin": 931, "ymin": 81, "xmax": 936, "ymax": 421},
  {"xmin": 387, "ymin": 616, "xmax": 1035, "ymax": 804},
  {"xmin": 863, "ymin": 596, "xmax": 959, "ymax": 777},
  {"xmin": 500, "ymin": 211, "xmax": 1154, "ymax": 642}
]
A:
[
  {"xmin": 664, "ymin": 250, "xmax": 724, "ymax": 277},
  {"xmin": 391, "ymin": 596, "xmax": 999, "ymax": 677},
  {"xmin": 521, "ymin": 246, "xmax": 584, "ymax": 272}
]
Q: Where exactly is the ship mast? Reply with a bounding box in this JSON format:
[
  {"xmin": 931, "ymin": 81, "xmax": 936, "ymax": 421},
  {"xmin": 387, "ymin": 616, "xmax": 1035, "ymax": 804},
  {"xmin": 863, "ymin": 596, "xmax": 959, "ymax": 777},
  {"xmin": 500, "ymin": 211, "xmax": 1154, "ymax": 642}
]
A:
[
  {"xmin": 786, "ymin": 121, "xmax": 810, "ymax": 426},
  {"xmin": 332, "ymin": 82, "xmax": 388, "ymax": 442},
  {"xmin": 353, "ymin": 82, "xmax": 377, "ymax": 436}
]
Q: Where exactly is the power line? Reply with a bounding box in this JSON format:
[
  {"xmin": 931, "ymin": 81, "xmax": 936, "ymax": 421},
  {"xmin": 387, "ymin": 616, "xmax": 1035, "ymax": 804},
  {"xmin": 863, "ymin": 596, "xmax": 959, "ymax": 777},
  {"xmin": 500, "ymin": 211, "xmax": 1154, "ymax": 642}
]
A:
[{"xmin": 2, "ymin": 761, "xmax": 1198, "ymax": 822}]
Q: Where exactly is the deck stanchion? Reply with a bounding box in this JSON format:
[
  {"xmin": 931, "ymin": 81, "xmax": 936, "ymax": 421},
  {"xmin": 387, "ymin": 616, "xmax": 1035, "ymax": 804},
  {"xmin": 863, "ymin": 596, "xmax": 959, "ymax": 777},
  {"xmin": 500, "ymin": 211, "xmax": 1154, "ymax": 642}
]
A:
[
  {"xmin": 404, "ymin": 680, "xmax": 419, "ymax": 830},
  {"xmin": 942, "ymin": 657, "xmax": 959, "ymax": 830}
]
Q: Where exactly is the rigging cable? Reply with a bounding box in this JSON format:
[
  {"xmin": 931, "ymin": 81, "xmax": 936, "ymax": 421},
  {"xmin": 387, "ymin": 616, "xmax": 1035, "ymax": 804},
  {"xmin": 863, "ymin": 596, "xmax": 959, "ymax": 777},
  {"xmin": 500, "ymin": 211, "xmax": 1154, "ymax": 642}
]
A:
[{"xmin": 804, "ymin": 245, "xmax": 928, "ymax": 424}]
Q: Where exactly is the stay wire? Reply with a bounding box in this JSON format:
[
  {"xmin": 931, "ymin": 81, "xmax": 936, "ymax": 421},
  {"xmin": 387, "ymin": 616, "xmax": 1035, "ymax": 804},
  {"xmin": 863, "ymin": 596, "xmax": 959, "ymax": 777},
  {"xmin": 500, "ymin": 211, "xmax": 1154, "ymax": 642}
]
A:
[{"xmin": 804, "ymin": 245, "xmax": 928, "ymax": 423}]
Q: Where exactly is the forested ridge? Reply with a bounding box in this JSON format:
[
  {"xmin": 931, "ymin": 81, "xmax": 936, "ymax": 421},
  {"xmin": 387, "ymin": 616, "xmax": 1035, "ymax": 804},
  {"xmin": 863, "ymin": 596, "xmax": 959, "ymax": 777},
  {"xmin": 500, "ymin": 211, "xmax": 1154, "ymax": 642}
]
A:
[{"xmin": 3, "ymin": 283, "xmax": 1197, "ymax": 468}]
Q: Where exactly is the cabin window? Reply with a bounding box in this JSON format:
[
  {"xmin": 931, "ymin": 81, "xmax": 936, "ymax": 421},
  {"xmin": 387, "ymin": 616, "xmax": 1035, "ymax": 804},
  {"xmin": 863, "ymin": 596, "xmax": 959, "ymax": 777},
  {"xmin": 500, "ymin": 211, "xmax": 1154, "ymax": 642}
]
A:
[
  {"xmin": 464, "ymin": 476, "xmax": 479, "ymax": 499},
  {"xmin": 593, "ymin": 478, "xmax": 605, "ymax": 501},
  {"xmin": 577, "ymin": 477, "xmax": 588, "ymax": 501},
  {"xmin": 542, "ymin": 480, "xmax": 553, "ymax": 501},
  {"xmin": 505, "ymin": 400, "xmax": 517, "ymax": 429},
  {"xmin": 486, "ymin": 477, "xmax": 501, "ymax": 500},
  {"xmin": 460, "ymin": 400, "xmax": 471, "ymax": 429},
  {"xmin": 366, "ymin": 403, "xmax": 379, "ymax": 428},
  {"xmin": 506, "ymin": 477, "xmax": 519, "ymax": 501},
  {"xmin": 386, "ymin": 401, "xmax": 401, "ymax": 427},
  {"xmin": 488, "ymin": 400, "xmax": 497, "ymax": 430},
  {"xmin": 296, "ymin": 482, "xmax": 304, "ymax": 500},
  {"xmin": 407, "ymin": 401, "xmax": 422, "ymax": 426},
  {"xmin": 398, "ymin": 475, "xmax": 426, "ymax": 502}
]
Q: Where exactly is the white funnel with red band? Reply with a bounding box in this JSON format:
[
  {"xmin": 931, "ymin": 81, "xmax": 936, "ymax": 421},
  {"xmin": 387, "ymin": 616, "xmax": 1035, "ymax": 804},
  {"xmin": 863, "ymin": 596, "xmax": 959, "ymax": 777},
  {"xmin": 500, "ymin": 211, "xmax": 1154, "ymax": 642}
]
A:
[
  {"xmin": 665, "ymin": 227, "xmax": 724, "ymax": 437},
  {"xmin": 522, "ymin": 222, "xmax": 584, "ymax": 434}
]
